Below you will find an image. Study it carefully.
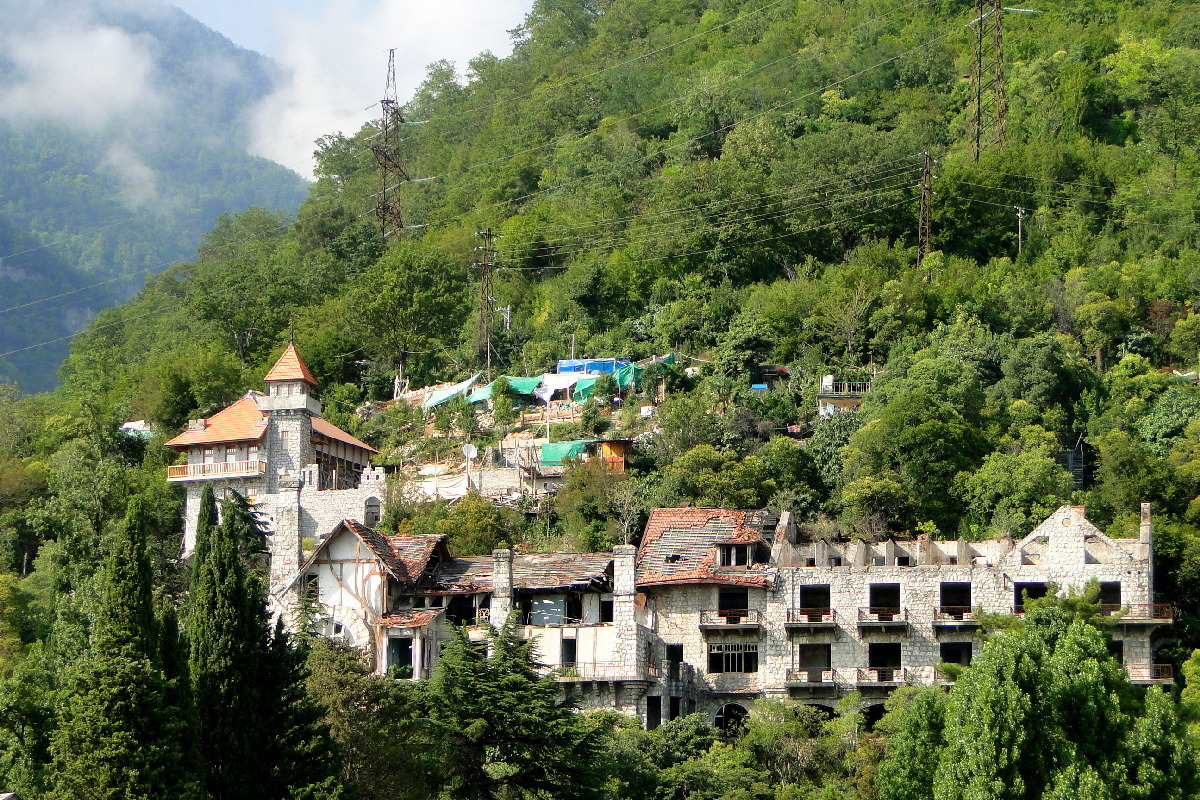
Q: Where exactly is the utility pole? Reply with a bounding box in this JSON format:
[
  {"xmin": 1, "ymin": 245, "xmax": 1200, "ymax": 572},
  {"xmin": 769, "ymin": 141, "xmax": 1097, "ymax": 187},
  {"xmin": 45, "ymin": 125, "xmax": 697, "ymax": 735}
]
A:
[
  {"xmin": 471, "ymin": 229, "xmax": 497, "ymax": 379},
  {"xmin": 371, "ymin": 49, "xmax": 411, "ymax": 238},
  {"xmin": 968, "ymin": 0, "xmax": 1007, "ymax": 161},
  {"xmin": 917, "ymin": 151, "xmax": 933, "ymax": 274},
  {"xmin": 1016, "ymin": 206, "xmax": 1026, "ymax": 255}
]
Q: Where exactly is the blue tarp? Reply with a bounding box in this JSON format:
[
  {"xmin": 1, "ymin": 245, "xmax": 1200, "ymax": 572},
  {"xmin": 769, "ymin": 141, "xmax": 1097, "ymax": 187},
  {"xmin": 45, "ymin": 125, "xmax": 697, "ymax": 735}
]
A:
[{"xmin": 557, "ymin": 357, "xmax": 632, "ymax": 375}]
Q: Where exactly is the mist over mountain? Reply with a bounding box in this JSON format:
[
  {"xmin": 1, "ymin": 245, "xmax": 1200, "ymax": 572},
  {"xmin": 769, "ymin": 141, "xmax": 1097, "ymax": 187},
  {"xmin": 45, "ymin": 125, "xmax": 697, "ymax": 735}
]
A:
[{"xmin": 0, "ymin": 0, "xmax": 308, "ymax": 392}]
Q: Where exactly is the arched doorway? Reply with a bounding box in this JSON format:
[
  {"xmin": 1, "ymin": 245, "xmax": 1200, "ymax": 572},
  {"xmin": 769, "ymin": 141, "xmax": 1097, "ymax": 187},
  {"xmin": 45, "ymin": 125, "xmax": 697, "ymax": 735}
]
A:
[
  {"xmin": 864, "ymin": 703, "xmax": 888, "ymax": 731},
  {"xmin": 714, "ymin": 703, "xmax": 749, "ymax": 734}
]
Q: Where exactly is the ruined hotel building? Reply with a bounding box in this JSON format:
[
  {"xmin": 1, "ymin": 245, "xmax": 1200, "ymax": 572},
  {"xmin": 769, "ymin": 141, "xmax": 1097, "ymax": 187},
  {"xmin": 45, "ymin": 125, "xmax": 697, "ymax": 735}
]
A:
[{"xmin": 166, "ymin": 349, "xmax": 1173, "ymax": 728}]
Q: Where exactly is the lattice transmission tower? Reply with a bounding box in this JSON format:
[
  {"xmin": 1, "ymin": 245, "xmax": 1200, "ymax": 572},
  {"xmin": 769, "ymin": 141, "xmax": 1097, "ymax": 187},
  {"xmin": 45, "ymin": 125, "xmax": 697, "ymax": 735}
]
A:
[
  {"xmin": 967, "ymin": 0, "xmax": 1007, "ymax": 161},
  {"xmin": 371, "ymin": 49, "xmax": 411, "ymax": 238}
]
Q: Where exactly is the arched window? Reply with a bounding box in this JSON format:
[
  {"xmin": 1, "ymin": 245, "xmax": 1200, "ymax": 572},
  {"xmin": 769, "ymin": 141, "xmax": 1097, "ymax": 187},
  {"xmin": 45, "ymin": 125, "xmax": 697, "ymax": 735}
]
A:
[
  {"xmin": 714, "ymin": 703, "xmax": 748, "ymax": 733},
  {"xmin": 364, "ymin": 497, "xmax": 381, "ymax": 527}
]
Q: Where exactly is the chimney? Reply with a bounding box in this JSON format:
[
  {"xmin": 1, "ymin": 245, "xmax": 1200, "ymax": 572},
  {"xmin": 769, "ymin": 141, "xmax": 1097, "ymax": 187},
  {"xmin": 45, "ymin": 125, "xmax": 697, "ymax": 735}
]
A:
[
  {"xmin": 490, "ymin": 549, "xmax": 514, "ymax": 625},
  {"xmin": 1140, "ymin": 502, "xmax": 1154, "ymax": 600},
  {"xmin": 187, "ymin": 418, "xmax": 207, "ymax": 431}
]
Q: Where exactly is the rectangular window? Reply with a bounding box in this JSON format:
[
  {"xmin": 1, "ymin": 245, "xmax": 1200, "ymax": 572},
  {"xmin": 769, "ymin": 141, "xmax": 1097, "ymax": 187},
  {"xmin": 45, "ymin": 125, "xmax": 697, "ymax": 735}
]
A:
[
  {"xmin": 1099, "ymin": 582, "xmax": 1122, "ymax": 606},
  {"xmin": 829, "ymin": 556, "xmax": 842, "ymax": 567},
  {"xmin": 387, "ymin": 637, "xmax": 413, "ymax": 677},
  {"xmin": 1014, "ymin": 582, "xmax": 1048, "ymax": 611},
  {"xmin": 281, "ymin": 430, "xmax": 290, "ymax": 443},
  {"xmin": 707, "ymin": 643, "xmax": 758, "ymax": 673},
  {"xmin": 561, "ymin": 638, "xmax": 577, "ymax": 666},
  {"xmin": 805, "ymin": 558, "xmax": 817, "ymax": 567},
  {"xmin": 669, "ymin": 696, "xmax": 681, "ymax": 721},
  {"xmin": 940, "ymin": 582, "xmax": 972, "ymax": 617},
  {"xmin": 799, "ymin": 584, "xmax": 831, "ymax": 611},
  {"xmin": 226, "ymin": 445, "xmax": 238, "ymax": 463},
  {"xmin": 869, "ymin": 583, "xmax": 901, "ymax": 612},
  {"xmin": 203, "ymin": 447, "xmax": 215, "ymax": 464},
  {"xmin": 896, "ymin": 555, "xmax": 911, "ymax": 566},
  {"xmin": 248, "ymin": 444, "xmax": 259, "ymax": 461},
  {"xmin": 599, "ymin": 598, "xmax": 614, "ymax": 623},
  {"xmin": 940, "ymin": 642, "xmax": 972, "ymax": 666},
  {"xmin": 718, "ymin": 587, "xmax": 749, "ymax": 612}
]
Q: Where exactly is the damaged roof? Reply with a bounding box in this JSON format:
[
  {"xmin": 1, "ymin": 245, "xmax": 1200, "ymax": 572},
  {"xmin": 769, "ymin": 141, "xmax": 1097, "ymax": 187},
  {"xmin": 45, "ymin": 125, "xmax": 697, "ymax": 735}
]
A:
[
  {"xmin": 433, "ymin": 552, "xmax": 614, "ymax": 593},
  {"xmin": 335, "ymin": 521, "xmax": 446, "ymax": 584},
  {"xmin": 637, "ymin": 507, "xmax": 778, "ymax": 588},
  {"xmin": 377, "ymin": 610, "xmax": 441, "ymax": 629}
]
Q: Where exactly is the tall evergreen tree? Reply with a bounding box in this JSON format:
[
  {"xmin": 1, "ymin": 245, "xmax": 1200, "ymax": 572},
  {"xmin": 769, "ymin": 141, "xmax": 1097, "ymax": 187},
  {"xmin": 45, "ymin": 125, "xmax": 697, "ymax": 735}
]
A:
[
  {"xmin": 188, "ymin": 494, "xmax": 339, "ymax": 799},
  {"xmin": 49, "ymin": 496, "xmax": 201, "ymax": 800}
]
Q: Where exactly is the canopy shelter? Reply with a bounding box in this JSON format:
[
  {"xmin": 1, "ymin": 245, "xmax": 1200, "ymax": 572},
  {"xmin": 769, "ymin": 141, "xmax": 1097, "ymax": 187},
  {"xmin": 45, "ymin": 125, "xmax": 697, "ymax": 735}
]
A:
[
  {"xmin": 572, "ymin": 362, "xmax": 644, "ymax": 402},
  {"xmin": 557, "ymin": 357, "xmax": 632, "ymax": 374},
  {"xmin": 466, "ymin": 376, "xmax": 543, "ymax": 405},
  {"xmin": 539, "ymin": 439, "xmax": 597, "ymax": 466},
  {"xmin": 421, "ymin": 373, "xmax": 481, "ymax": 410}
]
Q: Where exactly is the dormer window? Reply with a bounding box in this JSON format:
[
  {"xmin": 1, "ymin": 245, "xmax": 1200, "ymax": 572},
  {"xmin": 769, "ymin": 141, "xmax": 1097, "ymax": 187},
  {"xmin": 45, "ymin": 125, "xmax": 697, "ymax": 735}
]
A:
[{"xmin": 720, "ymin": 545, "xmax": 751, "ymax": 567}]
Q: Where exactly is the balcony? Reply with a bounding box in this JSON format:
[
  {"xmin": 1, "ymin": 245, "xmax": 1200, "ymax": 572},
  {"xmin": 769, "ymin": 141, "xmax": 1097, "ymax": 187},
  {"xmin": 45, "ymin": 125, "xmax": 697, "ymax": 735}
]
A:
[
  {"xmin": 167, "ymin": 460, "xmax": 267, "ymax": 482},
  {"xmin": 933, "ymin": 606, "xmax": 981, "ymax": 630},
  {"xmin": 785, "ymin": 608, "xmax": 839, "ymax": 633},
  {"xmin": 700, "ymin": 609, "xmax": 762, "ymax": 631},
  {"xmin": 785, "ymin": 668, "xmax": 839, "ymax": 688},
  {"xmin": 1100, "ymin": 604, "xmax": 1174, "ymax": 625},
  {"xmin": 556, "ymin": 661, "xmax": 649, "ymax": 682},
  {"xmin": 1127, "ymin": 664, "xmax": 1174, "ymax": 684},
  {"xmin": 857, "ymin": 607, "xmax": 909, "ymax": 632},
  {"xmin": 856, "ymin": 667, "xmax": 907, "ymax": 686},
  {"xmin": 818, "ymin": 381, "xmax": 872, "ymax": 397}
]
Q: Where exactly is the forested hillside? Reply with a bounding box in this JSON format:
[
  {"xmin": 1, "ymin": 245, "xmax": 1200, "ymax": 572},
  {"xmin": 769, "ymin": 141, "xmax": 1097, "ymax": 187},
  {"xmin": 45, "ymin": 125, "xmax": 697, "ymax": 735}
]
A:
[
  {"xmin": 0, "ymin": 0, "xmax": 308, "ymax": 391},
  {"xmin": 4, "ymin": 0, "xmax": 1200, "ymax": 795}
]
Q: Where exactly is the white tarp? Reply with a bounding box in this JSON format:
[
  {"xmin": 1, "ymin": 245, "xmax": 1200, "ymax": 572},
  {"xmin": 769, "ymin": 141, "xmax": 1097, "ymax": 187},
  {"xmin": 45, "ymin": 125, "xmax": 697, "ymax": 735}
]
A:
[{"xmin": 539, "ymin": 372, "xmax": 582, "ymax": 393}]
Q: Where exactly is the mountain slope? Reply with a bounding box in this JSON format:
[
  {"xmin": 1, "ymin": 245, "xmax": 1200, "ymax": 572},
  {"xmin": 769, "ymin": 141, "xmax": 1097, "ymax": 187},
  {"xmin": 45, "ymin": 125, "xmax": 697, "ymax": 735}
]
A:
[{"xmin": 0, "ymin": 0, "xmax": 308, "ymax": 391}]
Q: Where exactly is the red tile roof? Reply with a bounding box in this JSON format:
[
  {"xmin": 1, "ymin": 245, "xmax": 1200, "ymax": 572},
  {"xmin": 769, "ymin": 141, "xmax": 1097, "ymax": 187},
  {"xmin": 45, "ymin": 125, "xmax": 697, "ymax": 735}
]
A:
[
  {"xmin": 264, "ymin": 344, "xmax": 317, "ymax": 385},
  {"xmin": 636, "ymin": 507, "xmax": 778, "ymax": 588},
  {"xmin": 164, "ymin": 397, "xmax": 267, "ymax": 449},
  {"xmin": 312, "ymin": 417, "xmax": 377, "ymax": 453},
  {"xmin": 340, "ymin": 520, "xmax": 445, "ymax": 584}
]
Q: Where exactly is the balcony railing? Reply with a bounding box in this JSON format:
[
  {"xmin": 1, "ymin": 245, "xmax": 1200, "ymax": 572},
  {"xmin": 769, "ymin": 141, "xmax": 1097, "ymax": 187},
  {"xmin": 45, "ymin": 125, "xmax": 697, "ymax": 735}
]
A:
[
  {"xmin": 167, "ymin": 460, "xmax": 267, "ymax": 482},
  {"xmin": 1100, "ymin": 604, "xmax": 1174, "ymax": 623},
  {"xmin": 858, "ymin": 607, "xmax": 909, "ymax": 625},
  {"xmin": 556, "ymin": 661, "xmax": 649, "ymax": 682},
  {"xmin": 786, "ymin": 668, "xmax": 838, "ymax": 685},
  {"xmin": 700, "ymin": 609, "xmax": 762, "ymax": 627},
  {"xmin": 1127, "ymin": 664, "xmax": 1174, "ymax": 682},
  {"xmin": 856, "ymin": 667, "xmax": 906, "ymax": 684},
  {"xmin": 819, "ymin": 381, "xmax": 872, "ymax": 396},
  {"xmin": 933, "ymin": 606, "xmax": 980, "ymax": 625}
]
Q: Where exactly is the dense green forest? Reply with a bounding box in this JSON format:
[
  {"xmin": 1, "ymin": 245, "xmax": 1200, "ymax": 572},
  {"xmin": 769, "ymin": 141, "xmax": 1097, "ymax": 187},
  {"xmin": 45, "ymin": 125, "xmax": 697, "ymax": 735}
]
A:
[
  {"xmin": 0, "ymin": 0, "xmax": 308, "ymax": 391},
  {"xmin": 5, "ymin": 0, "xmax": 1200, "ymax": 794}
]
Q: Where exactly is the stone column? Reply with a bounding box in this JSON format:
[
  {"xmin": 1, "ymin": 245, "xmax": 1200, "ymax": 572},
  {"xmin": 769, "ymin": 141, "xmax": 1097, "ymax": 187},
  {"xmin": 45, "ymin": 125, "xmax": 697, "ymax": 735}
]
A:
[
  {"xmin": 491, "ymin": 549, "xmax": 515, "ymax": 627},
  {"xmin": 269, "ymin": 476, "xmax": 304, "ymax": 625},
  {"xmin": 612, "ymin": 545, "xmax": 640, "ymax": 675},
  {"xmin": 1140, "ymin": 502, "xmax": 1154, "ymax": 600}
]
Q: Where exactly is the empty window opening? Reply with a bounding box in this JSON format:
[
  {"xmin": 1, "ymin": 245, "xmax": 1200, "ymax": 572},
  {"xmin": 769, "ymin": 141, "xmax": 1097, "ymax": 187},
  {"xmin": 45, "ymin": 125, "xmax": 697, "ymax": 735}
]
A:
[
  {"xmin": 647, "ymin": 696, "xmax": 662, "ymax": 730},
  {"xmin": 599, "ymin": 597, "xmax": 614, "ymax": 623},
  {"xmin": 718, "ymin": 587, "xmax": 750, "ymax": 614},
  {"xmin": 805, "ymin": 557, "xmax": 817, "ymax": 567},
  {"xmin": 708, "ymin": 643, "xmax": 758, "ymax": 673},
  {"xmin": 1107, "ymin": 640, "xmax": 1124, "ymax": 664},
  {"xmin": 387, "ymin": 637, "xmax": 413, "ymax": 678},
  {"xmin": 869, "ymin": 642, "xmax": 902, "ymax": 681},
  {"xmin": 1014, "ymin": 582, "xmax": 1048, "ymax": 610},
  {"xmin": 444, "ymin": 595, "xmax": 478, "ymax": 625},
  {"xmin": 896, "ymin": 555, "xmax": 911, "ymax": 566},
  {"xmin": 940, "ymin": 642, "xmax": 972, "ymax": 666},
  {"xmin": 1099, "ymin": 582, "xmax": 1122, "ymax": 607},
  {"xmin": 669, "ymin": 696, "xmax": 682, "ymax": 721},
  {"xmin": 714, "ymin": 703, "xmax": 749, "ymax": 733},
  {"xmin": 940, "ymin": 582, "xmax": 972, "ymax": 617},
  {"xmin": 364, "ymin": 497, "xmax": 381, "ymax": 527},
  {"xmin": 872, "ymin": 556, "xmax": 885, "ymax": 566},
  {"xmin": 667, "ymin": 644, "xmax": 684, "ymax": 679},
  {"xmin": 561, "ymin": 638, "xmax": 577, "ymax": 666},
  {"xmin": 829, "ymin": 556, "xmax": 843, "ymax": 567},
  {"xmin": 720, "ymin": 545, "xmax": 750, "ymax": 567},
  {"xmin": 797, "ymin": 643, "xmax": 832, "ymax": 682},
  {"xmin": 869, "ymin": 583, "xmax": 901, "ymax": 615}
]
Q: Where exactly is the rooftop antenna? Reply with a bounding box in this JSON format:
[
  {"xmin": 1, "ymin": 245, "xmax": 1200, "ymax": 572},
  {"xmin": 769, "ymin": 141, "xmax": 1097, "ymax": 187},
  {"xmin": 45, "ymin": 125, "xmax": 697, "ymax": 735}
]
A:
[{"xmin": 371, "ymin": 49, "xmax": 411, "ymax": 238}]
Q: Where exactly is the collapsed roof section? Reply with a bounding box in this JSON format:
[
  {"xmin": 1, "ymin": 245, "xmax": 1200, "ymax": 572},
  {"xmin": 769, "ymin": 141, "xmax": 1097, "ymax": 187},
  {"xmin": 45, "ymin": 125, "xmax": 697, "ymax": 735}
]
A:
[
  {"xmin": 636, "ymin": 507, "xmax": 780, "ymax": 589},
  {"xmin": 434, "ymin": 552, "xmax": 614, "ymax": 594}
]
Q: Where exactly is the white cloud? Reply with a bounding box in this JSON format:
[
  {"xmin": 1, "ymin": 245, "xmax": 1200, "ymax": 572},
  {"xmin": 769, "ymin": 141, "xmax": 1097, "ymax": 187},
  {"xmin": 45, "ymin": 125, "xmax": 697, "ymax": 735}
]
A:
[
  {"xmin": 0, "ymin": 11, "xmax": 164, "ymax": 133},
  {"xmin": 248, "ymin": 0, "xmax": 533, "ymax": 178}
]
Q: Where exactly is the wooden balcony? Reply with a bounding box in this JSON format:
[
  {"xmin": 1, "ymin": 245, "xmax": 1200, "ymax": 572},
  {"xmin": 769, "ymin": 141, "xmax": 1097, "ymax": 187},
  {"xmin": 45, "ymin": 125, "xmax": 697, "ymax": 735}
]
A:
[
  {"xmin": 785, "ymin": 668, "xmax": 838, "ymax": 687},
  {"xmin": 933, "ymin": 606, "xmax": 981, "ymax": 630},
  {"xmin": 699, "ymin": 609, "xmax": 762, "ymax": 631},
  {"xmin": 1127, "ymin": 664, "xmax": 1173, "ymax": 684},
  {"xmin": 556, "ymin": 661, "xmax": 650, "ymax": 682},
  {"xmin": 1101, "ymin": 604, "xmax": 1174, "ymax": 625},
  {"xmin": 857, "ymin": 607, "xmax": 909, "ymax": 632},
  {"xmin": 856, "ymin": 667, "xmax": 907, "ymax": 686},
  {"xmin": 167, "ymin": 460, "xmax": 267, "ymax": 482},
  {"xmin": 785, "ymin": 608, "xmax": 838, "ymax": 633}
]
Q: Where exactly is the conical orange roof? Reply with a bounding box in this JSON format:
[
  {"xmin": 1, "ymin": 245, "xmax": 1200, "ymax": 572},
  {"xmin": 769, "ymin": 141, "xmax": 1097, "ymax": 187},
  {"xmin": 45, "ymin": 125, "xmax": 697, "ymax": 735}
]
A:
[{"xmin": 264, "ymin": 344, "xmax": 317, "ymax": 386}]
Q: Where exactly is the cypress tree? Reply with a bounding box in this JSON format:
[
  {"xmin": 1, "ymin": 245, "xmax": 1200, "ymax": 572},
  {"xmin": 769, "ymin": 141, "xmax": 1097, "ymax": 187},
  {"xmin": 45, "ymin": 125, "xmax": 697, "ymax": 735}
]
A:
[
  {"xmin": 189, "ymin": 494, "xmax": 340, "ymax": 798},
  {"xmin": 193, "ymin": 483, "xmax": 217, "ymax": 566},
  {"xmin": 49, "ymin": 497, "xmax": 202, "ymax": 800}
]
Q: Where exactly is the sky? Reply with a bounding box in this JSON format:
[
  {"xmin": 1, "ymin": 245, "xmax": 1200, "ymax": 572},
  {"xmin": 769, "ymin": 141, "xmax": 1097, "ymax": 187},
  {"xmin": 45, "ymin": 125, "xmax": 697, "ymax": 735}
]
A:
[{"xmin": 171, "ymin": 0, "xmax": 535, "ymax": 177}]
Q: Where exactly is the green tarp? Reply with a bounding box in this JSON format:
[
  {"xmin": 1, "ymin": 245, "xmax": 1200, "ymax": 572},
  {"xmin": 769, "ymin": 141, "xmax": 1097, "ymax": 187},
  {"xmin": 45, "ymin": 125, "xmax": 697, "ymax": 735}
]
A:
[
  {"xmin": 467, "ymin": 376, "xmax": 543, "ymax": 405},
  {"xmin": 539, "ymin": 439, "xmax": 597, "ymax": 466},
  {"xmin": 572, "ymin": 363, "xmax": 644, "ymax": 402},
  {"xmin": 421, "ymin": 373, "xmax": 481, "ymax": 409}
]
